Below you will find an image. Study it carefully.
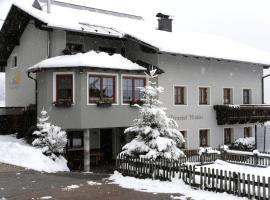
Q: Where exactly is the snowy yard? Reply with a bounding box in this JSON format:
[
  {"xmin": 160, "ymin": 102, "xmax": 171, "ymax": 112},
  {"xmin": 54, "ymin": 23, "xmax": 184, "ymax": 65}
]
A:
[
  {"xmin": 109, "ymin": 171, "xmax": 248, "ymax": 200},
  {"xmin": 0, "ymin": 135, "xmax": 69, "ymax": 173},
  {"xmin": 199, "ymin": 159, "xmax": 270, "ymax": 177}
]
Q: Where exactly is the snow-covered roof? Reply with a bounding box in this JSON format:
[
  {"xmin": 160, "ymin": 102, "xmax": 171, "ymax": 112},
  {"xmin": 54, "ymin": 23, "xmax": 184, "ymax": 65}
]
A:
[
  {"xmin": 7, "ymin": 1, "xmax": 270, "ymax": 66},
  {"xmin": 27, "ymin": 51, "xmax": 146, "ymax": 72}
]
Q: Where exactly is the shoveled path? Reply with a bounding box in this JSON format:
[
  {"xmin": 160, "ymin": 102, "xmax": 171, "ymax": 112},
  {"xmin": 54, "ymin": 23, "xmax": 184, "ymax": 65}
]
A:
[{"xmin": 0, "ymin": 164, "xmax": 178, "ymax": 200}]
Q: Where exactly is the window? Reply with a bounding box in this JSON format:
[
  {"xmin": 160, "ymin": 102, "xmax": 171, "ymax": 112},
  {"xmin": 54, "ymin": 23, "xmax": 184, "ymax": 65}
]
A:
[
  {"xmin": 199, "ymin": 129, "xmax": 209, "ymax": 147},
  {"xmin": 224, "ymin": 128, "xmax": 233, "ymax": 145},
  {"xmin": 56, "ymin": 74, "xmax": 74, "ymax": 103},
  {"xmin": 199, "ymin": 87, "xmax": 210, "ymax": 105},
  {"xmin": 244, "ymin": 127, "xmax": 252, "ymax": 138},
  {"xmin": 179, "ymin": 130, "xmax": 187, "ymax": 149},
  {"xmin": 243, "ymin": 89, "xmax": 252, "ymax": 104},
  {"xmin": 99, "ymin": 47, "xmax": 116, "ymax": 55},
  {"xmin": 122, "ymin": 76, "xmax": 146, "ymax": 103},
  {"xmin": 67, "ymin": 131, "xmax": 84, "ymax": 149},
  {"xmin": 174, "ymin": 86, "xmax": 187, "ymax": 105},
  {"xmin": 66, "ymin": 43, "xmax": 84, "ymax": 54},
  {"xmin": 223, "ymin": 88, "xmax": 233, "ymax": 104},
  {"xmin": 88, "ymin": 74, "xmax": 116, "ymax": 103},
  {"xmin": 11, "ymin": 55, "xmax": 17, "ymax": 68}
]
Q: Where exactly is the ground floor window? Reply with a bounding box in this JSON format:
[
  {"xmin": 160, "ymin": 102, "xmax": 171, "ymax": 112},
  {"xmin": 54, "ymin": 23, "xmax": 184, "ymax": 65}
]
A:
[
  {"xmin": 67, "ymin": 131, "xmax": 84, "ymax": 149},
  {"xmin": 199, "ymin": 129, "xmax": 209, "ymax": 147},
  {"xmin": 55, "ymin": 73, "xmax": 74, "ymax": 103},
  {"xmin": 88, "ymin": 74, "xmax": 116, "ymax": 103},
  {"xmin": 122, "ymin": 76, "xmax": 146, "ymax": 103},
  {"xmin": 179, "ymin": 130, "xmax": 187, "ymax": 149},
  {"xmin": 244, "ymin": 127, "xmax": 252, "ymax": 138},
  {"xmin": 224, "ymin": 128, "xmax": 233, "ymax": 145}
]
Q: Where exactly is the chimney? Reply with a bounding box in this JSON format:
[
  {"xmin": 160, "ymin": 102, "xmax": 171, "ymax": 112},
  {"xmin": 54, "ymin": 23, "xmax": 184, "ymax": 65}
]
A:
[
  {"xmin": 47, "ymin": 0, "xmax": 52, "ymax": 13},
  {"xmin": 156, "ymin": 13, "xmax": 172, "ymax": 32}
]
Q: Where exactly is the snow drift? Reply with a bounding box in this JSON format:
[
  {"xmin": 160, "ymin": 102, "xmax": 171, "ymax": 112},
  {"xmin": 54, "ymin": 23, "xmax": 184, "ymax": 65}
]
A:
[{"xmin": 0, "ymin": 135, "xmax": 69, "ymax": 173}]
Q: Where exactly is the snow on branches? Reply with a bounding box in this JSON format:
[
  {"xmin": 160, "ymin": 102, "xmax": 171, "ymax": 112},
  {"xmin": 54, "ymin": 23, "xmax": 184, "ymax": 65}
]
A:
[
  {"xmin": 32, "ymin": 109, "xmax": 67, "ymax": 160},
  {"xmin": 122, "ymin": 68, "xmax": 185, "ymax": 160}
]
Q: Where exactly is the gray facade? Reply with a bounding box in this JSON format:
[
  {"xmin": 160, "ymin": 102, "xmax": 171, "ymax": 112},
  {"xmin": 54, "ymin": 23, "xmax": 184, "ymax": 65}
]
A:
[{"xmin": 3, "ymin": 15, "xmax": 264, "ymax": 155}]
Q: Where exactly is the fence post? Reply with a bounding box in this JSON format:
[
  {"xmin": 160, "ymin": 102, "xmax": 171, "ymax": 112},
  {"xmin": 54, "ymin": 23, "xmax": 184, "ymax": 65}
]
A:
[
  {"xmin": 254, "ymin": 153, "xmax": 258, "ymax": 167},
  {"xmin": 200, "ymin": 153, "xmax": 204, "ymax": 165}
]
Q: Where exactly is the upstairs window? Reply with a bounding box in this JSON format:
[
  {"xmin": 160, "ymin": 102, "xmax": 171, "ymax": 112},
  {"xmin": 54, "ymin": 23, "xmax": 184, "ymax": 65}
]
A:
[
  {"xmin": 199, "ymin": 87, "xmax": 210, "ymax": 105},
  {"xmin": 88, "ymin": 74, "xmax": 116, "ymax": 103},
  {"xmin": 174, "ymin": 86, "xmax": 187, "ymax": 105},
  {"xmin": 11, "ymin": 55, "xmax": 17, "ymax": 68},
  {"xmin": 56, "ymin": 73, "xmax": 74, "ymax": 103},
  {"xmin": 66, "ymin": 43, "xmax": 84, "ymax": 54},
  {"xmin": 223, "ymin": 88, "xmax": 233, "ymax": 104},
  {"xmin": 122, "ymin": 76, "xmax": 146, "ymax": 103},
  {"xmin": 243, "ymin": 89, "xmax": 252, "ymax": 104}
]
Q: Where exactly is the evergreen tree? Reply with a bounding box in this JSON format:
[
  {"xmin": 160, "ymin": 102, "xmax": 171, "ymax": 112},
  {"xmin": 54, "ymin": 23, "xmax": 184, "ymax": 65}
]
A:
[
  {"xmin": 32, "ymin": 110, "xmax": 67, "ymax": 160},
  {"xmin": 122, "ymin": 68, "xmax": 185, "ymax": 160}
]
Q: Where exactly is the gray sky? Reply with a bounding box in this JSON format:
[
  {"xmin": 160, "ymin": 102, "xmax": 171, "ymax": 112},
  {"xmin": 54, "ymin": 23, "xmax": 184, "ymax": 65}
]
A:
[{"xmin": 1, "ymin": 0, "xmax": 270, "ymax": 102}]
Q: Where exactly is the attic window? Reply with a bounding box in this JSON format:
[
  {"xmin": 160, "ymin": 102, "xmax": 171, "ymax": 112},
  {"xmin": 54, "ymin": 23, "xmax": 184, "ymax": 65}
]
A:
[
  {"xmin": 65, "ymin": 43, "xmax": 84, "ymax": 54},
  {"xmin": 11, "ymin": 55, "xmax": 17, "ymax": 68},
  {"xmin": 99, "ymin": 47, "xmax": 116, "ymax": 55}
]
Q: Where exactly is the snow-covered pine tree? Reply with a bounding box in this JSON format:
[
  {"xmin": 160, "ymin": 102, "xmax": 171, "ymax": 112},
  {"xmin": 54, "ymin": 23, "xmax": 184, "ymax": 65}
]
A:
[
  {"xmin": 122, "ymin": 68, "xmax": 185, "ymax": 160},
  {"xmin": 32, "ymin": 110, "xmax": 67, "ymax": 160}
]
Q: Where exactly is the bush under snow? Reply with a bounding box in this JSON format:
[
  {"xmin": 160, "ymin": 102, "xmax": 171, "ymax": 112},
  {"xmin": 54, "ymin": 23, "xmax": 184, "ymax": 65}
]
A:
[
  {"xmin": 32, "ymin": 110, "xmax": 67, "ymax": 160},
  {"xmin": 0, "ymin": 135, "xmax": 69, "ymax": 172},
  {"xmin": 230, "ymin": 137, "xmax": 255, "ymax": 151},
  {"xmin": 121, "ymin": 69, "xmax": 185, "ymax": 160}
]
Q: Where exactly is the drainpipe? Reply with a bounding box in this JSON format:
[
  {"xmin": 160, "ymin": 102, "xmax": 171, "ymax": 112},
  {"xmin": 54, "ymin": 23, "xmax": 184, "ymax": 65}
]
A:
[
  {"xmin": 47, "ymin": 0, "xmax": 53, "ymax": 58},
  {"xmin": 27, "ymin": 72, "xmax": 38, "ymax": 118}
]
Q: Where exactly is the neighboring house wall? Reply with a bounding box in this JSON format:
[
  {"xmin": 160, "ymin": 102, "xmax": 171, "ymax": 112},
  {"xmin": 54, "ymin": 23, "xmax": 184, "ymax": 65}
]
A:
[
  {"xmin": 158, "ymin": 53, "xmax": 263, "ymax": 149},
  {"xmin": 5, "ymin": 23, "xmax": 47, "ymax": 107},
  {"xmin": 37, "ymin": 68, "xmax": 144, "ymax": 129}
]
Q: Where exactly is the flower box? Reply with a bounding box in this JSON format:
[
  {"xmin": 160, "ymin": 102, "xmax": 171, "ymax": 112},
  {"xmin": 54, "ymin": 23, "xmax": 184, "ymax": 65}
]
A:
[
  {"xmin": 129, "ymin": 100, "xmax": 144, "ymax": 107},
  {"xmin": 53, "ymin": 99, "xmax": 72, "ymax": 107},
  {"xmin": 96, "ymin": 99, "xmax": 113, "ymax": 108}
]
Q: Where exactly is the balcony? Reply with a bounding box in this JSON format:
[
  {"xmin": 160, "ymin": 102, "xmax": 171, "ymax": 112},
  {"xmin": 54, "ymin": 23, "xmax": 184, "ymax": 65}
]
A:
[{"xmin": 213, "ymin": 104, "xmax": 270, "ymax": 125}]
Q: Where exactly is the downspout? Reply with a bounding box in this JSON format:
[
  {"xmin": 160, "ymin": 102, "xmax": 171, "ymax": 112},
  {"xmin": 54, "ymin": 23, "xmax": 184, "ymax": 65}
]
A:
[
  {"xmin": 47, "ymin": 0, "xmax": 52, "ymax": 58},
  {"xmin": 27, "ymin": 72, "xmax": 38, "ymax": 118}
]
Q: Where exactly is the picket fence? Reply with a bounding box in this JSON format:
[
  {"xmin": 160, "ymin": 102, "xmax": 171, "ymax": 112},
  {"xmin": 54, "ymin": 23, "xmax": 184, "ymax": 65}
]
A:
[{"xmin": 116, "ymin": 154, "xmax": 270, "ymax": 199}]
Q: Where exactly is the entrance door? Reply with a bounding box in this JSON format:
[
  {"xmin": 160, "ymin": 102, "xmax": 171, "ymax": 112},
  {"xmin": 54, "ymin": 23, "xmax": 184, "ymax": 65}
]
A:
[{"xmin": 100, "ymin": 129, "xmax": 113, "ymax": 163}]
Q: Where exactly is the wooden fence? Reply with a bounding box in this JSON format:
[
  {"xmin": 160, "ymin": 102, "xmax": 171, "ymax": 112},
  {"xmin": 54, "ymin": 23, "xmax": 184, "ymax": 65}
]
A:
[{"xmin": 116, "ymin": 154, "xmax": 270, "ymax": 199}]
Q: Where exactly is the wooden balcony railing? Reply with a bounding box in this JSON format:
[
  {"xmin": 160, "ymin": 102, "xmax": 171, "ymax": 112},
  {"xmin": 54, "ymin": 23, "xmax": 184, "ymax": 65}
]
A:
[{"xmin": 213, "ymin": 104, "xmax": 270, "ymax": 125}]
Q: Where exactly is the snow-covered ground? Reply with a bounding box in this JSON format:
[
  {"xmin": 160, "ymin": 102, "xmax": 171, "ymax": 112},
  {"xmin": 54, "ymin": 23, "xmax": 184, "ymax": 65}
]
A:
[
  {"xmin": 0, "ymin": 135, "xmax": 69, "ymax": 173},
  {"xmin": 109, "ymin": 171, "xmax": 247, "ymax": 200},
  {"xmin": 199, "ymin": 159, "xmax": 270, "ymax": 177}
]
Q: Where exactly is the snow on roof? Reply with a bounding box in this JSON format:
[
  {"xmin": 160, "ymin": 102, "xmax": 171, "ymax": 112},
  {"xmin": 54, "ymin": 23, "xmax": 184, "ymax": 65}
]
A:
[
  {"xmin": 27, "ymin": 51, "xmax": 146, "ymax": 72},
  {"xmin": 9, "ymin": 1, "xmax": 270, "ymax": 66}
]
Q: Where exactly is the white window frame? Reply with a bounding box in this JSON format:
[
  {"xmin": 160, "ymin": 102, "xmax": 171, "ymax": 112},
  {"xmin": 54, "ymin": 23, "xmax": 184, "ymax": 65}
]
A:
[
  {"xmin": 53, "ymin": 71, "xmax": 75, "ymax": 105},
  {"xmin": 222, "ymin": 87, "xmax": 234, "ymax": 105},
  {"xmin": 120, "ymin": 74, "xmax": 147, "ymax": 105},
  {"xmin": 198, "ymin": 128, "xmax": 211, "ymax": 147},
  {"xmin": 10, "ymin": 54, "xmax": 18, "ymax": 68},
  {"xmin": 223, "ymin": 127, "xmax": 234, "ymax": 145},
  {"xmin": 87, "ymin": 72, "xmax": 119, "ymax": 105},
  {"xmin": 242, "ymin": 88, "xmax": 252, "ymax": 104},
  {"xmin": 173, "ymin": 85, "xmax": 188, "ymax": 106},
  {"xmin": 198, "ymin": 86, "xmax": 211, "ymax": 106}
]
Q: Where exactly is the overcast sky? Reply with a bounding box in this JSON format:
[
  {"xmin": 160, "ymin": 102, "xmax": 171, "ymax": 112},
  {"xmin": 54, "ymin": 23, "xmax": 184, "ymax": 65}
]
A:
[{"xmin": 0, "ymin": 0, "xmax": 270, "ymax": 103}]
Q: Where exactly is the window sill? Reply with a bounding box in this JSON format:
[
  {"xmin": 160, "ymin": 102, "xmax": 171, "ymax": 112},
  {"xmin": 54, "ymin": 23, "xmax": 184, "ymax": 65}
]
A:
[{"xmin": 53, "ymin": 101, "xmax": 73, "ymax": 107}]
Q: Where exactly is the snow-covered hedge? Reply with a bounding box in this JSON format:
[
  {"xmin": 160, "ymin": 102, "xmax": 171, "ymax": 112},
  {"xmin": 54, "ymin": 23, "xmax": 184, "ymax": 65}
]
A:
[
  {"xmin": 229, "ymin": 137, "xmax": 255, "ymax": 151},
  {"xmin": 198, "ymin": 147, "xmax": 220, "ymax": 156}
]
